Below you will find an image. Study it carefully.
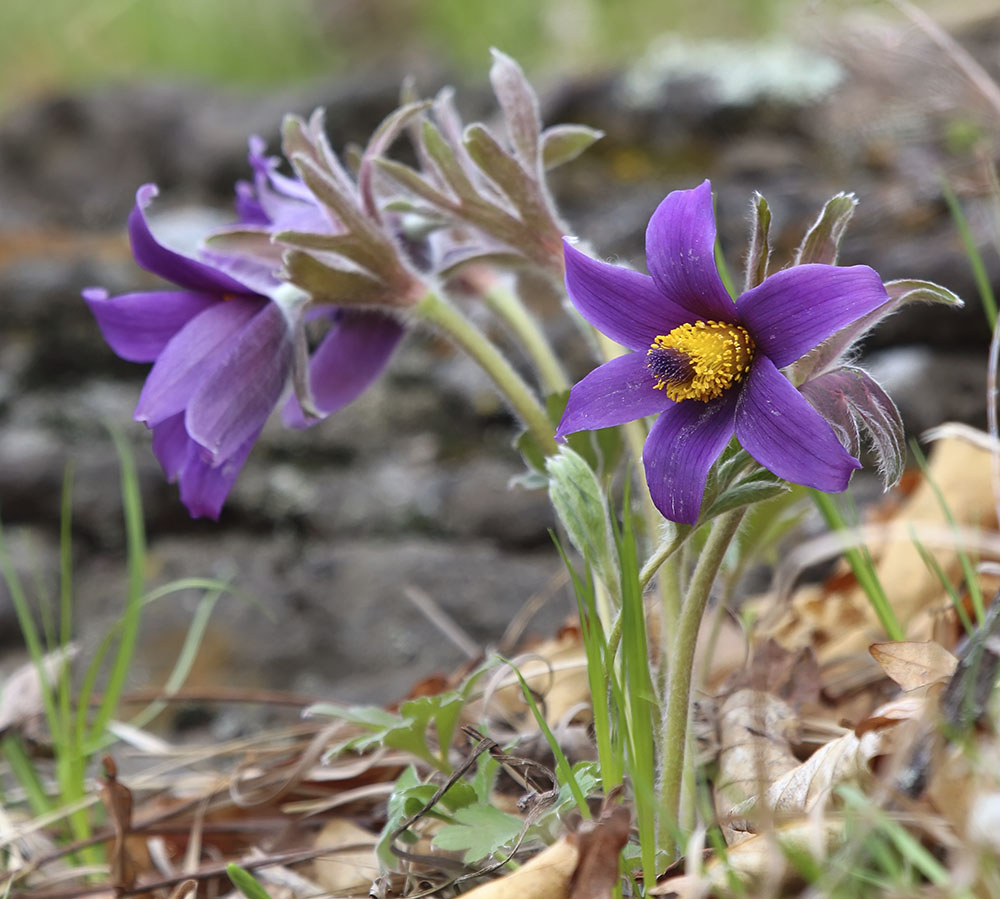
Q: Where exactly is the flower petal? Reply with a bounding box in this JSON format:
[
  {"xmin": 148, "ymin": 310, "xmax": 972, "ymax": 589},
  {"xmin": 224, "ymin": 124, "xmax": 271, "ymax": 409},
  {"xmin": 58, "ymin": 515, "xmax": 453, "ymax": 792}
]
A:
[
  {"xmin": 736, "ymin": 264, "xmax": 889, "ymax": 368},
  {"xmin": 283, "ymin": 310, "xmax": 405, "ymax": 429},
  {"xmin": 555, "ymin": 352, "xmax": 670, "ymax": 439},
  {"xmin": 150, "ymin": 413, "xmax": 190, "ymax": 479},
  {"xmin": 643, "ymin": 389, "xmax": 738, "ymax": 525},
  {"xmin": 564, "ymin": 239, "xmax": 690, "ymax": 351},
  {"xmin": 177, "ymin": 426, "xmax": 262, "ymax": 520},
  {"xmin": 735, "ymin": 354, "xmax": 860, "ymax": 491},
  {"xmin": 645, "ymin": 180, "xmax": 737, "ymax": 322},
  {"xmin": 135, "ymin": 296, "xmax": 263, "ymax": 427},
  {"xmin": 128, "ymin": 184, "xmax": 252, "ymax": 295},
  {"xmin": 83, "ymin": 287, "xmax": 217, "ymax": 363},
  {"xmin": 186, "ymin": 302, "xmax": 293, "ymax": 463}
]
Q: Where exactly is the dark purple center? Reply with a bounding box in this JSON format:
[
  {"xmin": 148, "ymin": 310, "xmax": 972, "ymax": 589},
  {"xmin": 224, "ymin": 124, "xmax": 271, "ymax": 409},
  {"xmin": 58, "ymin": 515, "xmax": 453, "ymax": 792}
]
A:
[{"xmin": 647, "ymin": 347, "xmax": 694, "ymax": 385}]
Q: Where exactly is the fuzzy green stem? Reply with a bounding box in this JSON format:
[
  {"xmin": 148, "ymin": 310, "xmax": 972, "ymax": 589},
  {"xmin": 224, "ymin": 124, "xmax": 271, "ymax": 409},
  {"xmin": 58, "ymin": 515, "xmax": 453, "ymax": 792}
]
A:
[
  {"xmin": 640, "ymin": 527, "xmax": 688, "ymax": 590},
  {"xmin": 658, "ymin": 508, "xmax": 744, "ymax": 859},
  {"xmin": 481, "ymin": 281, "xmax": 571, "ymax": 395},
  {"xmin": 415, "ymin": 290, "xmax": 558, "ymax": 455}
]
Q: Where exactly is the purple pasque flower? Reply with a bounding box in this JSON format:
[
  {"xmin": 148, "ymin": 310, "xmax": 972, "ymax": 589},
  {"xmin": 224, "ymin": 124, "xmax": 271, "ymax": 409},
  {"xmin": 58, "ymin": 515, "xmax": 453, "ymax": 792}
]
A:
[
  {"xmin": 218, "ymin": 135, "xmax": 408, "ymax": 429},
  {"xmin": 556, "ymin": 180, "xmax": 891, "ymax": 525},
  {"xmin": 84, "ymin": 183, "xmax": 302, "ymax": 519}
]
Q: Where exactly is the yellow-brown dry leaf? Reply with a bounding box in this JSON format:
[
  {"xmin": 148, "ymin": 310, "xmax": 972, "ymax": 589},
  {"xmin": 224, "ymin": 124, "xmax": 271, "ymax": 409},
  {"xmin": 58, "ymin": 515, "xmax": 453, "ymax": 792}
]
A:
[
  {"xmin": 651, "ymin": 819, "xmax": 844, "ymax": 897},
  {"xmin": 457, "ymin": 837, "xmax": 579, "ymax": 899},
  {"xmin": 869, "ymin": 641, "xmax": 958, "ymax": 691},
  {"xmin": 311, "ymin": 818, "xmax": 379, "ymax": 894},
  {"xmin": 759, "ymin": 436, "xmax": 996, "ymax": 662},
  {"xmin": 726, "ymin": 696, "xmax": 922, "ymax": 822},
  {"xmin": 714, "ymin": 689, "xmax": 801, "ymax": 840}
]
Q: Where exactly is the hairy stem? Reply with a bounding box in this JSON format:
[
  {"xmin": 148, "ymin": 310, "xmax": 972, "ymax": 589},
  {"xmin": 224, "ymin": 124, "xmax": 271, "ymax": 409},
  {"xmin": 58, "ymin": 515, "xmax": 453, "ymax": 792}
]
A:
[
  {"xmin": 415, "ymin": 290, "xmax": 558, "ymax": 455},
  {"xmin": 658, "ymin": 508, "xmax": 744, "ymax": 859},
  {"xmin": 481, "ymin": 280, "xmax": 571, "ymax": 395}
]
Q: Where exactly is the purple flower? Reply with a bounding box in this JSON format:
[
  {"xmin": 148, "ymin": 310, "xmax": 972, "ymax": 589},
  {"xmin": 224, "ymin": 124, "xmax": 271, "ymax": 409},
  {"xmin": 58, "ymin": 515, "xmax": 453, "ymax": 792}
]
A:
[
  {"xmin": 211, "ymin": 135, "xmax": 409, "ymax": 431},
  {"xmin": 84, "ymin": 184, "xmax": 299, "ymax": 519},
  {"xmin": 556, "ymin": 181, "xmax": 891, "ymax": 525}
]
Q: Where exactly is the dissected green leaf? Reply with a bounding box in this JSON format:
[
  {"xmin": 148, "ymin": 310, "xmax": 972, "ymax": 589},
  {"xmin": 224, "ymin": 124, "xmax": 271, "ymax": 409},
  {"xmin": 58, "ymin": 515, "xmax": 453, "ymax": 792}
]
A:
[{"xmin": 432, "ymin": 803, "xmax": 523, "ymax": 863}]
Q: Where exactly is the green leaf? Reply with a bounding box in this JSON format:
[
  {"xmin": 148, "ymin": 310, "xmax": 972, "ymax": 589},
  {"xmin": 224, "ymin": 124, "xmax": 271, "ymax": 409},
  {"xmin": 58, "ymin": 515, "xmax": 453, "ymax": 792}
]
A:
[
  {"xmin": 432, "ymin": 803, "xmax": 524, "ymax": 863},
  {"xmin": 883, "ymin": 278, "xmax": 964, "ymax": 308},
  {"xmin": 226, "ymin": 863, "xmax": 273, "ymax": 899},
  {"xmin": 794, "ymin": 192, "xmax": 857, "ymax": 266},
  {"xmin": 541, "ymin": 124, "xmax": 604, "ymax": 170},
  {"xmin": 546, "ymin": 447, "xmax": 616, "ymax": 590},
  {"xmin": 703, "ymin": 479, "xmax": 789, "ymax": 520},
  {"xmin": 744, "ymin": 191, "xmax": 771, "ymax": 290}
]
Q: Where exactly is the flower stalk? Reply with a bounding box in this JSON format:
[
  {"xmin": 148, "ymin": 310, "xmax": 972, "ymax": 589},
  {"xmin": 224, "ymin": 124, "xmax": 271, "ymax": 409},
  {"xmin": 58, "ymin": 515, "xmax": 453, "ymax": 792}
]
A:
[
  {"xmin": 414, "ymin": 289, "xmax": 558, "ymax": 455},
  {"xmin": 480, "ymin": 279, "xmax": 571, "ymax": 395},
  {"xmin": 658, "ymin": 507, "xmax": 745, "ymax": 859}
]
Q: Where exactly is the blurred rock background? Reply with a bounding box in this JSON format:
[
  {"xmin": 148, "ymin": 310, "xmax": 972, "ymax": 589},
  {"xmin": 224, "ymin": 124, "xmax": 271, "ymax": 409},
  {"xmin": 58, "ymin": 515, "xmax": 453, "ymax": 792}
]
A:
[{"xmin": 0, "ymin": 0, "xmax": 998, "ymax": 735}]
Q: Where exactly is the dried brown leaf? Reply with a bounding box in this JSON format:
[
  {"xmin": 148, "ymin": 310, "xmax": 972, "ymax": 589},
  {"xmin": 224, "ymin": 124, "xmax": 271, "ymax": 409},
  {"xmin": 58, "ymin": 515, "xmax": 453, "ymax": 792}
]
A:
[
  {"xmin": 99, "ymin": 755, "xmax": 136, "ymax": 890},
  {"xmin": 869, "ymin": 641, "xmax": 958, "ymax": 691},
  {"xmin": 568, "ymin": 806, "xmax": 631, "ymax": 899},
  {"xmin": 714, "ymin": 689, "xmax": 801, "ymax": 831},
  {"xmin": 457, "ymin": 837, "xmax": 579, "ymax": 899},
  {"xmin": 651, "ymin": 819, "xmax": 844, "ymax": 897},
  {"xmin": 726, "ymin": 696, "xmax": 922, "ymax": 823},
  {"xmin": 0, "ymin": 644, "xmax": 77, "ymax": 736},
  {"xmin": 311, "ymin": 818, "xmax": 379, "ymax": 894}
]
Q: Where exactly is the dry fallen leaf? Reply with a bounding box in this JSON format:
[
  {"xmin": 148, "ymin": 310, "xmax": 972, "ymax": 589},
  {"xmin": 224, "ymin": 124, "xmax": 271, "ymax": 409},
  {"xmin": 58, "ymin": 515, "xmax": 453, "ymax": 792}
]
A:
[
  {"xmin": 457, "ymin": 837, "xmax": 579, "ymax": 899},
  {"xmin": 651, "ymin": 819, "xmax": 844, "ymax": 897},
  {"xmin": 726, "ymin": 696, "xmax": 922, "ymax": 823},
  {"xmin": 568, "ymin": 806, "xmax": 631, "ymax": 899},
  {"xmin": 311, "ymin": 818, "xmax": 379, "ymax": 894},
  {"xmin": 0, "ymin": 644, "xmax": 78, "ymax": 737},
  {"xmin": 759, "ymin": 436, "xmax": 998, "ymax": 661},
  {"xmin": 714, "ymin": 689, "xmax": 800, "ymax": 841},
  {"xmin": 869, "ymin": 641, "xmax": 958, "ymax": 691}
]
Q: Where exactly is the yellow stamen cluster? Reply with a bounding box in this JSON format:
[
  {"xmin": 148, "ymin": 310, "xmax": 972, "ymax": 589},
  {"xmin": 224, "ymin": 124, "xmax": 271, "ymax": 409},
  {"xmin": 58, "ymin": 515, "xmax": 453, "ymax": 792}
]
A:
[{"xmin": 647, "ymin": 320, "xmax": 754, "ymax": 402}]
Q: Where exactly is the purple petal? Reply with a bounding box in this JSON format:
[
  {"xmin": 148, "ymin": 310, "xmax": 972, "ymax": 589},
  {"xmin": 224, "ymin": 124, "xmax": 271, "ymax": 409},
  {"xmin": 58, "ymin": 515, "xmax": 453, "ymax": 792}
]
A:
[
  {"xmin": 563, "ymin": 240, "xmax": 691, "ymax": 351},
  {"xmin": 197, "ymin": 245, "xmax": 283, "ymax": 297},
  {"xmin": 736, "ymin": 264, "xmax": 889, "ymax": 369},
  {"xmin": 135, "ymin": 296, "xmax": 263, "ymax": 427},
  {"xmin": 150, "ymin": 413, "xmax": 190, "ymax": 478},
  {"xmin": 177, "ymin": 426, "xmax": 262, "ymax": 520},
  {"xmin": 556, "ymin": 352, "xmax": 671, "ymax": 439},
  {"xmin": 84, "ymin": 287, "xmax": 218, "ymax": 363},
  {"xmin": 186, "ymin": 302, "xmax": 293, "ymax": 463},
  {"xmin": 235, "ymin": 180, "xmax": 270, "ymax": 225},
  {"xmin": 643, "ymin": 389, "xmax": 739, "ymax": 525},
  {"xmin": 283, "ymin": 310, "xmax": 404, "ymax": 428},
  {"xmin": 735, "ymin": 355, "xmax": 860, "ymax": 491},
  {"xmin": 128, "ymin": 184, "xmax": 252, "ymax": 295},
  {"xmin": 645, "ymin": 181, "xmax": 737, "ymax": 322}
]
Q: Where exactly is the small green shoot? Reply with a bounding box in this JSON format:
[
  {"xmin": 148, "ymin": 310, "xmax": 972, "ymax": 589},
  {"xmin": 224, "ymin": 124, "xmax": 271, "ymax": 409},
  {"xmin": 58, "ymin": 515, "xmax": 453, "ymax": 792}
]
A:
[
  {"xmin": 500, "ymin": 659, "xmax": 591, "ymax": 818},
  {"xmin": 941, "ymin": 176, "xmax": 997, "ymax": 329},
  {"xmin": 226, "ymin": 862, "xmax": 274, "ymax": 899}
]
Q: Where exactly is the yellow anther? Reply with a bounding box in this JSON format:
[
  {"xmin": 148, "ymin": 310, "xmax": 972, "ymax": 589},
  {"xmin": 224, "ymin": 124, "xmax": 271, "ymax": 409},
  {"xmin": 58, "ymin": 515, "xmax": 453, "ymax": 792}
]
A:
[{"xmin": 646, "ymin": 320, "xmax": 754, "ymax": 402}]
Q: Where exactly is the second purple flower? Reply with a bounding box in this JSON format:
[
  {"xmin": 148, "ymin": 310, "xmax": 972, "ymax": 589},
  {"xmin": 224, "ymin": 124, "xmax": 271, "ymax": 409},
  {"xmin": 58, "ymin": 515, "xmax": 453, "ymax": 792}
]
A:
[{"xmin": 556, "ymin": 180, "xmax": 891, "ymax": 525}]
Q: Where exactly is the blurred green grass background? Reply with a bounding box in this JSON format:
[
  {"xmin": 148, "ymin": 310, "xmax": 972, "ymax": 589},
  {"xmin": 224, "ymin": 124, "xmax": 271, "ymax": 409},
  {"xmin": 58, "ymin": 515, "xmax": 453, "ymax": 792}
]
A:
[{"xmin": 2, "ymin": 0, "xmax": 835, "ymax": 111}]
